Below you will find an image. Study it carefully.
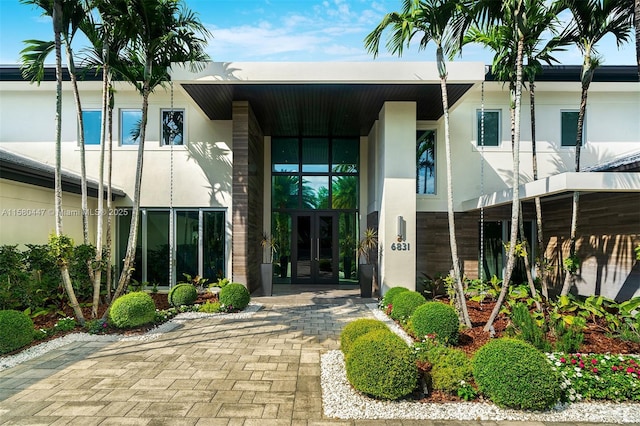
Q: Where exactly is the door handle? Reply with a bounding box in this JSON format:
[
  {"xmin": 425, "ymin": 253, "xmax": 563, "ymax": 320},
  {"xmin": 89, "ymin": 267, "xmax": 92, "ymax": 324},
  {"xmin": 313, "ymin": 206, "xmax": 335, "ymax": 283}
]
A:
[{"xmin": 315, "ymin": 238, "xmax": 319, "ymax": 261}]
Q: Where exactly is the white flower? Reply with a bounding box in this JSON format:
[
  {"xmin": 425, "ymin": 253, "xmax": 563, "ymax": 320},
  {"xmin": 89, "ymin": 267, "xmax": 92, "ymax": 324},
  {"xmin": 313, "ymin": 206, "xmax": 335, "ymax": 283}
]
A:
[{"xmin": 555, "ymin": 361, "xmax": 561, "ymax": 367}]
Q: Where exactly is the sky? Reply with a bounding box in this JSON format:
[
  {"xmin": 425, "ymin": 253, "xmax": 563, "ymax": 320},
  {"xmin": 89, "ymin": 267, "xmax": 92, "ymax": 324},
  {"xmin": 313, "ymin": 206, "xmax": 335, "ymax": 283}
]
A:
[{"xmin": 0, "ymin": 0, "xmax": 636, "ymax": 66}]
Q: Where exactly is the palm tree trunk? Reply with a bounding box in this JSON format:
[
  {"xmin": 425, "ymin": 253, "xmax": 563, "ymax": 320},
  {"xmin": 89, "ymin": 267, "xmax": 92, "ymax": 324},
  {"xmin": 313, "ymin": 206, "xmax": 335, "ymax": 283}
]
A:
[
  {"xmin": 561, "ymin": 57, "xmax": 592, "ymax": 296},
  {"xmin": 106, "ymin": 82, "xmax": 150, "ymax": 318},
  {"xmin": 65, "ymin": 51, "xmax": 90, "ymax": 247},
  {"xmin": 438, "ymin": 46, "xmax": 472, "ymax": 328},
  {"xmin": 484, "ymin": 35, "xmax": 525, "ymax": 332},
  {"xmin": 92, "ymin": 64, "xmax": 109, "ymax": 317},
  {"xmin": 530, "ymin": 82, "xmax": 547, "ymax": 299},
  {"xmin": 53, "ymin": 0, "xmax": 84, "ymax": 325},
  {"xmin": 105, "ymin": 82, "xmax": 114, "ymax": 303}
]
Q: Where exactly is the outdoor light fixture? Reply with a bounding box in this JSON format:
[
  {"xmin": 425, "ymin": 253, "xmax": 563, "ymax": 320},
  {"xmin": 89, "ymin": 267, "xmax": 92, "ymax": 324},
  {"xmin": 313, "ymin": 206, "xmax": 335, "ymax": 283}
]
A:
[{"xmin": 397, "ymin": 215, "xmax": 404, "ymax": 241}]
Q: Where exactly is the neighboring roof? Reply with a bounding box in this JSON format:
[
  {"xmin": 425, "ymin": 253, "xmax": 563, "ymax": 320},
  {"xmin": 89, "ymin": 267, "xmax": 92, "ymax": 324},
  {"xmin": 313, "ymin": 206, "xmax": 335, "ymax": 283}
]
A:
[
  {"xmin": 461, "ymin": 172, "xmax": 640, "ymax": 211},
  {"xmin": 0, "ymin": 65, "xmax": 104, "ymax": 82},
  {"xmin": 0, "ymin": 148, "xmax": 126, "ymax": 199},
  {"xmin": 583, "ymin": 151, "xmax": 640, "ymax": 172},
  {"xmin": 486, "ymin": 65, "xmax": 639, "ymax": 83}
]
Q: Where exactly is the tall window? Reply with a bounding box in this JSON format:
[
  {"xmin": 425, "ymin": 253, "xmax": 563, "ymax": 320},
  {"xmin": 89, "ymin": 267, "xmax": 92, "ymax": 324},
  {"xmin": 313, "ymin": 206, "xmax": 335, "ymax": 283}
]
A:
[
  {"xmin": 81, "ymin": 110, "xmax": 101, "ymax": 145},
  {"xmin": 120, "ymin": 109, "xmax": 142, "ymax": 145},
  {"xmin": 417, "ymin": 130, "xmax": 436, "ymax": 195},
  {"xmin": 477, "ymin": 110, "xmax": 501, "ymax": 147},
  {"xmin": 561, "ymin": 110, "xmax": 582, "ymax": 147}
]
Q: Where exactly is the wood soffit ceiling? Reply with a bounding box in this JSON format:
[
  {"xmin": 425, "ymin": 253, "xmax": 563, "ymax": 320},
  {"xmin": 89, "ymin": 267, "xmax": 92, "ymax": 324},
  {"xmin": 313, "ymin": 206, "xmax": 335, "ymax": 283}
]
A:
[{"xmin": 181, "ymin": 83, "xmax": 473, "ymax": 137}]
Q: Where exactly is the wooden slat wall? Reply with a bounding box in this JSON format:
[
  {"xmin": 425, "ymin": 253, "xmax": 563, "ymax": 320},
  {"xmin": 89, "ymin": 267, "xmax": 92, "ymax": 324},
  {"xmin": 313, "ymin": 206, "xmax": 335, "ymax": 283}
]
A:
[{"xmin": 232, "ymin": 101, "xmax": 264, "ymax": 292}]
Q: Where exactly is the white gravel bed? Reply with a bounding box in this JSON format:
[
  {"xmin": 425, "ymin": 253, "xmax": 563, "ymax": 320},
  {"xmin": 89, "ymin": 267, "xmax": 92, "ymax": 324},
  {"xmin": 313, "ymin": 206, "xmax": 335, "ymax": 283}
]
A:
[
  {"xmin": 321, "ymin": 350, "xmax": 640, "ymax": 423},
  {"xmin": 366, "ymin": 302, "xmax": 413, "ymax": 345},
  {"xmin": 0, "ymin": 303, "xmax": 262, "ymax": 372}
]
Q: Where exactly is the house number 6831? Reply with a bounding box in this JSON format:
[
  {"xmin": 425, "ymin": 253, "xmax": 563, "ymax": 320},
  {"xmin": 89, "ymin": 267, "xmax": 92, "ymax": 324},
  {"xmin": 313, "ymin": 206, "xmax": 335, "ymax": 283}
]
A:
[{"xmin": 391, "ymin": 242, "xmax": 410, "ymax": 251}]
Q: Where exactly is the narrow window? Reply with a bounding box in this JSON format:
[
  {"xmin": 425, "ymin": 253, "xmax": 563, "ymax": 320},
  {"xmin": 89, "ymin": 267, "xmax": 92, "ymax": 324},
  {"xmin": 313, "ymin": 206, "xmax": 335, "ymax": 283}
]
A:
[
  {"xmin": 161, "ymin": 109, "xmax": 185, "ymax": 146},
  {"xmin": 416, "ymin": 130, "xmax": 436, "ymax": 195},
  {"xmin": 561, "ymin": 110, "xmax": 581, "ymax": 147},
  {"xmin": 120, "ymin": 109, "xmax": 142, "ymax": 145},
  {"xmin": 476, "ymin": 110, "xmax": 500, "ymax": 147},
  {"xmin": 81, "ymin": 110, "xmax": 101, "ymax": 145}
]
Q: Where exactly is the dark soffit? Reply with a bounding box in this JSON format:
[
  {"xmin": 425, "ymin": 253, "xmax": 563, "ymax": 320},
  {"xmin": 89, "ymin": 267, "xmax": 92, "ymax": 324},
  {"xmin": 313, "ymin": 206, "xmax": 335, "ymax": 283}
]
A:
[{"xmin": 181, "ymin": 83, "xmax": 473, "ymax": 137}]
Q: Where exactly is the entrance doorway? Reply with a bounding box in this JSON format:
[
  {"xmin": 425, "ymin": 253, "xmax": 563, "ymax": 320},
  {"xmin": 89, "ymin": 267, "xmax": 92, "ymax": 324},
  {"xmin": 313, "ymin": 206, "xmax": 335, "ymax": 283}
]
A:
[{"xmin": 292, "ymin": 212, "xmax": 338, "ymax": 283}]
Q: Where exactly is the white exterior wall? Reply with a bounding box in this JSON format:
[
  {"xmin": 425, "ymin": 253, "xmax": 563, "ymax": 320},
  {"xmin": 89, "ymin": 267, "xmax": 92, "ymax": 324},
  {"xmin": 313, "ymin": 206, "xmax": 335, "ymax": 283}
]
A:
[
  {"xmin": 377, "ymin": 102, "xmax": 417, "ymax": 293},
  {"xmin": 0, "ymin": 80, "xmax": 234, "ymax": 275},
  {"xmin": 416, "ymin": 81, "xmax": 640, "ymax": 213}
]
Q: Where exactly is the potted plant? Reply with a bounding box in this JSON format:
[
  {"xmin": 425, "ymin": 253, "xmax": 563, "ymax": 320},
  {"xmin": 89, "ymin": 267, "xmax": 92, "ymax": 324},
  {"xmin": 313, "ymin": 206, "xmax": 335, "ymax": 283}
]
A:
[
  {"xmin": 356, "ymin": 227, "xmax": 377, "ymax": 298},
  {"xmin": 260, "ymin": 233, "xmax": 277, "ymax": 296}
]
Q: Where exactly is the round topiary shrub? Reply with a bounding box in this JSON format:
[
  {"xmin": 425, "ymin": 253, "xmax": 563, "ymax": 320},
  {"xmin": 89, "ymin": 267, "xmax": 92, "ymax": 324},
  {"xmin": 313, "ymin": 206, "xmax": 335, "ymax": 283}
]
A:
[
  {"xmin": 167, "ymin": 283, "xmax": 198, "ymax": 307},
  {"xmin": 381, "ymin": 286, "xmax": 409, "ymax": 308},
  {"xmin": 410, "ymin": 302, "xmax": 460, "ymax": 344},
  {"xmin": 428, "ymin": 347, "xmax": 472, "ymax": 393},
  {"xmin": 109, "ymin": 292, "xmax": 156, "ymax": 329},
  {"xmin": 473, "ymin": 338, "xmax": 561, "ymax": 411},
  {"xmin": 390, "ymin": 291, "xmax": 427, "ymax": 321},
  {"xmin": 0, "ymin": 310, "xmax": 34, "ymax": 354},
  {"xmin": 340, "ymin": 318, "xmax": 389, "ymax": 355},
  {"xmin": 219, "ymin": 283, "xmax": 250, "ymax": 310},
  {"xmin": 345, "ymin": 329, "xmax": 417, "ymax": 400}
]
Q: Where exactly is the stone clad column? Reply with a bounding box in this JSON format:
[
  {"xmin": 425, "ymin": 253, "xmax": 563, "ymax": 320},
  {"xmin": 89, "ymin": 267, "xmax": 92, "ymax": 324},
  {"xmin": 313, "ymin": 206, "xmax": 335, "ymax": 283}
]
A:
[
  {"xmin": 377, "ymin": 102, "xmax": 417, "ymax": 292},
  {"xmin": 232, "ymin": 101, "xmax": 264, "ymax": 292}
]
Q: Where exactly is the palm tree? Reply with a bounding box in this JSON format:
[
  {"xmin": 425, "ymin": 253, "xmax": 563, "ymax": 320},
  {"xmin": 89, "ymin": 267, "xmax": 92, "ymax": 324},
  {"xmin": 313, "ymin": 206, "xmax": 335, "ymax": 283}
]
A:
[
  {"xmin": 365, "ymin": 0, "xmax": 472, "ymax": 328},
  {"xmin": 104, "ymin": 0, "xmax": 210, "ymax": 309},
  {"xmin": 79, "ymin": 0, "xmax": 130, "ymax": 316},
  {"xmin": 20, "ymin": 0, "xmax": 85, "ymax": 324},
  {"xmin": 21, "ymin": 0, "xmax": 92, "ymax": 246},
  {"xmin": 558, "ymin": 0, "xmax": 633, "ymax": 296}
]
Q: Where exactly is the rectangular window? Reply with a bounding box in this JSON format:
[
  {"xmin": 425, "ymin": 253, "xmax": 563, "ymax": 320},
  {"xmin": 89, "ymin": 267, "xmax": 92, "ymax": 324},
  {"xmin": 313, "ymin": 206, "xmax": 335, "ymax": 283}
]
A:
[
  {"xmin": 561, "ymin": 110, "xmax": 581, "ymax": 147},
  {"xmin": 416, "ymin": 130, "xmax": 436, "ymax": 195},
  {"xmin": 161, "ymin": 109, "xmax": 185, "ymax": 146},
  {"xmin": 477, "ymin": 110, "xmax": 500, "ymax": 147},
  {"xmin": 120, "ymin": 109, "xmax": 142, "ymax": 145},
  {"xmin": 81, "ymin": 110, "xmax": 101, "ymax": 145}
]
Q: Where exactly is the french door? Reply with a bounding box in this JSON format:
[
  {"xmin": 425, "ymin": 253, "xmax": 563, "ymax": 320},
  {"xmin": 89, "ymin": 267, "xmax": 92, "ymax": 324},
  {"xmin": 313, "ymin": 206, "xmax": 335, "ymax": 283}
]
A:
[{"xmin": 291, "ymin": 212, "xmax": 338, "ymax": 283}]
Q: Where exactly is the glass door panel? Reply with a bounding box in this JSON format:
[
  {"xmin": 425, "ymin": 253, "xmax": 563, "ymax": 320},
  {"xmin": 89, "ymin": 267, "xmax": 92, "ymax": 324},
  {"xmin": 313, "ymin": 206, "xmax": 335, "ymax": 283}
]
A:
[
  {"xmin": 294, "ymin": 215, "xmax": 312, "ymax": 280},
  {"xmin": 147, "ymin": 211, "xmax": 170, "ymax": 285},
  {"xmin": 316, "ymin": 214, "xmax": 335, "ymax": 281},
  {"xmin": 176, "ymin": 211, "xmax": 199, "ymax": 279}
]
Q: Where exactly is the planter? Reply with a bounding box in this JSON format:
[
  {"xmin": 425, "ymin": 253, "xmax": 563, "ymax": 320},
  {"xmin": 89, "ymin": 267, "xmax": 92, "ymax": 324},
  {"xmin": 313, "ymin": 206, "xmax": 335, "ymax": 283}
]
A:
[
  {"xmin": 279, "ymin": 255, "xmax": 289, "ymax": 278},
  {"xmin": 359, "ymin": 264, "xmax": 374, "ymax": 298},
  {"xmin": 260, "ymin": 263, "xmax": 273, "ymax": 296}
]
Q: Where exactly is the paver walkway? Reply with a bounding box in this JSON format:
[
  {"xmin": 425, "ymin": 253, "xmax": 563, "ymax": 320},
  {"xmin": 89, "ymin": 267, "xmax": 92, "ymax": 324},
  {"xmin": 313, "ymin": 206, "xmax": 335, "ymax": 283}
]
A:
[{"xmin": 0, "ymin": 286, "xmax": 618, "ymax": 425}]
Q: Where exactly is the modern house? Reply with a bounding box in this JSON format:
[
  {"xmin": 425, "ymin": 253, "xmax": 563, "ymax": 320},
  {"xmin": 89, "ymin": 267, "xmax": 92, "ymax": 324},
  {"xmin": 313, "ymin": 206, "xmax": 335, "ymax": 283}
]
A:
[{"xmin": 0, "ymin": 62, "xmax": 638, "ymax": 300}]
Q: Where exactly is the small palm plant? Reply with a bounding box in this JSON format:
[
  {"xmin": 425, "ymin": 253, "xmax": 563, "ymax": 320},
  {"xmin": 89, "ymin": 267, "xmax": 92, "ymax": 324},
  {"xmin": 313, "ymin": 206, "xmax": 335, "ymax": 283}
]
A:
[
  {"xmin": 260, "ymin": 233, "xmax": 278, "ymax": 264},
  {"xmin": 356, "ymin": 227, "xmax": 378, "ymax": 265}
]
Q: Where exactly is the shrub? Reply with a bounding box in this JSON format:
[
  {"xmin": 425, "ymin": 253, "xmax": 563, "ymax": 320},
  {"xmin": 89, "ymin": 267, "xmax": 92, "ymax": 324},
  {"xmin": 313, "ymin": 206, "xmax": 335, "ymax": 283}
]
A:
[
  {"xmin": 340, "ymin": 318, "xmax": 389, "ymax": 355},
  {"xmin": 509, "ymin": 302, "xmax": 551, "ymax": 352},
  {"xmin": 428, "ymin": 347, "xmax": 473, "ymax": 394},
  {"xmin": 410, "ymin": 302, "xmax": 460, "ymax": 344},
  {"xmin": 53, "ymin": 317, "xmax": 77, "ymax": 332},
  {"xmin": 473, "ymin": 338, "xmax": 561, "ymax": 411},
  {"xmin": 109, "ymin": 292, "xmax": 156, "ymax": 329},
  {"xmin": 553, "ymin": 316, "xmax": 585, "ymax": 353},
  {"xmin": 390, "ymin": 291, "xmax": 426, "ymax": 322},
  {"xmin": 167, "ymin": 283, "xmax": 198, "ymax": 307},
  {"xmin": 0, "ymin": 310, "xmax": 34, "ymax": 354},
  {"xmin": 199, "ymin": 301, "xmax": 222, "ymax": 313},
  {"xmin": 381, "ymin": 286, "xmax": 409, "ymax": 308},
  {"xmin": 345, "ymin": 329, "xmax": 417, "ymax": 400},
  {"xmin": 219, "ymin": 283, "xmax": 250, "ymax": 310}
]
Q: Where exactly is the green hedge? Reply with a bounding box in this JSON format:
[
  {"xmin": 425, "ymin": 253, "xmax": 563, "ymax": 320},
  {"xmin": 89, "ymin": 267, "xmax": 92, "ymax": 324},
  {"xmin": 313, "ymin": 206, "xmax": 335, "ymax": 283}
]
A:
[
  {"xmin": 109, "ymin": 292, "xmax": 156, "ymax": 329},
  {"xmin": 340, "ymin": 318, "xmax": 389, "ymax": 355},
  {"xmin": 219, "ymin": 283, "xmax": 250, "ymax": 310},
  {"xmin": 390, "ymin": 291, "xmax": 426, "ymax": 321},
  {"xmin": 345, "ymin": 329, "xmax": 417, "ymax": 400},
  {"xmin": 168, "ymin": 283, "xmax": 198, "ymax": 307},
  {"xmin": 410, "ymin": 302, "xmax": 460, "ymax": 344},
  {"xmin": 0, "ymin": 310, "xmax": 34, "ymax": 354},
  {"xmin": 473, "ymin": 338, "xmax": 561, "ymax": 410},
  {"xmin": 381, "ymin": 286, "xmax": 409, "ymax": 308}
]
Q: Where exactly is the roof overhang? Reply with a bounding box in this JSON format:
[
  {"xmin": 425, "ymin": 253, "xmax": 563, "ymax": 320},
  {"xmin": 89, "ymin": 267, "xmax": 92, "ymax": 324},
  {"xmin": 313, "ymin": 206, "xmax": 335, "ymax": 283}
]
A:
[
  {"xmin": 0, "ymin": 148, "xmax": 126, "ymax": 199},
  {"xmin": 461, "ymin": 172, "xmax": 640, "ymax": 211},
  {"xmin": 171, "ymin": 61, "xmax": 485, "ymax": 136}
]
